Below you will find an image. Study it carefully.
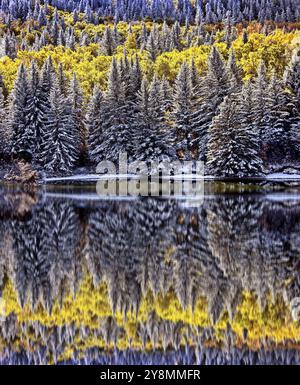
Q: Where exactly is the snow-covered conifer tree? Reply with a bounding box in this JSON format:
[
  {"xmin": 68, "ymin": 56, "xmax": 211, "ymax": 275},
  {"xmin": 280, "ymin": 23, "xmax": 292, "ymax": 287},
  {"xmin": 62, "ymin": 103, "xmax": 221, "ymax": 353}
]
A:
[
  {"xmin": 284, "ymin": 48, "xmax": 300, "ymax": 105},
  {"xmin": 39, "ymin": 80, "xmax": 79, "ymax": 173},
  {"xmin": 10, "ymin": 63, "xmax": 33, "ymax": 160},
  {"xmin": 226, "ymin": 48, "xmax": 243, "ymax": 92},
  {"xmin": 57, "ymin": 63, "xmax": 69, "ymax": 96},
  {"xmin": 191, "ymin": 46, "xmax": 230, "ymax": 160},
  {"xmin": 68, "ymin": 73, "xmax": 86, "ymax": 157},
  {"xmin": 173, "ymin": 61, "xmax": 194, "ymax": 160},
  {"xmin": 87, "ymin": 86, "xmax": 105, "ymax": 164},
  {"xmin": 25, "ymin": 61, "xmax": 51, "ymax": 160},
  {"xmin": 133, "ymin": 76, "xmax": 174, "ymax": 164},
  {"xmin": 100, "ymin": 26, "xmax": 116, "ymax": 56},
  {"xmin": 207, "ymin": 91, "xmax": 263, "ymax": 177},
  {"xmin": 94, "ymin": 57, "xmax": 132, "ymax": 163},
  {"xmin": 0, "ymin": 88, "xmax": 9, "ymax": 158}
]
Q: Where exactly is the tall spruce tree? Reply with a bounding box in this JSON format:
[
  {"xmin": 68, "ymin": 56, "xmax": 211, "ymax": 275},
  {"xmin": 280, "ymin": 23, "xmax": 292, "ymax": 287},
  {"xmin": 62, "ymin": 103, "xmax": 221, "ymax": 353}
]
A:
[
  {"xmin": 95, "ymin": 57, "xmax": 132, "ymax": 163},
  {"xmin": 191, "ymin": 46, "xmax": 230, "ymax": 161},
  {"xmin": 207, "ymin": 92, "xmax": 263, "ymax": 177},
  {"xmin": 226, "ymin": 48, "xmax": 243, "ymax": 92},
  {"xmin": 39, "ymin": 80, "xmax": 79, "ymax": 173},
  {"xmin": 173, "ymin": 61, "xmax": 193, "ymax": 160},
  {"xmin": 266, "ymin": 71, "xmax": 294, "ymax": 161},
  {"xmin": 133, "ymin": 76, "xmax": 174, "ymax": 164},
  {"xmin": 10, "ymin": 63, "xmax": 33, "ymax": 160},
  {"xmin": 284, "ymin": 48, "xmax": 300, "ymax": 104},
  {"xmin": 284, "ymin": 48, "xmax": 300, "ymax": 160},
  {"xmin": 87, "ymin": 86, "xmax": 105, "ymax": 164},
  {"xmin": 0, "ymin": 88, "xmax": 9, "ymax": 158},
  {"xmin": 68, "ymin": 73, "xmax": 86, "ymax": 157},
  {"xmin": 251, "ymin": 60, "xmax": 271, "ymax": 159},
  {"xmin": 26, "ymin": 61, "xmax": 50, "ymax": 160}
]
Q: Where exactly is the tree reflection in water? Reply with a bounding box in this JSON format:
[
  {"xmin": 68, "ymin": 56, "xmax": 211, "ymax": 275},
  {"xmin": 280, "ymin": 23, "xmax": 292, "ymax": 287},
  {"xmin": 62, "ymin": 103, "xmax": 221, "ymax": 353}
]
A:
[{"xmin": 0, "ymin": 186, "xmax": 300, "ymax": 365}]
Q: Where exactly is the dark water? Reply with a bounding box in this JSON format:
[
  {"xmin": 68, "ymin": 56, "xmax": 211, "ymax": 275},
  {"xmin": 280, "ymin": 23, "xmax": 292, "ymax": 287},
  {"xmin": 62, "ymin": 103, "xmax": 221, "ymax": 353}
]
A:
[{"xmin": 1, "ymin": 183, "xmax": 300, "ymax": 365}]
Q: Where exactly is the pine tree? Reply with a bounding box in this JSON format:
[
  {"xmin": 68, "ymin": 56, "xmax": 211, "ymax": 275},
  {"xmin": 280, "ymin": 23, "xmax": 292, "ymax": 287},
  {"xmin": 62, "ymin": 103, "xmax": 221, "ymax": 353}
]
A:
[
  {"xmin": 207, "ymin": 92, "xmax": 263, "ymax": 177},
  {"xmin": 133, "ymin": 76, "xmax": 174, "ymax": 164},
  {"xmin": 265, "ymin": 71, "xmax": 294, "ymax": 161},
  {"xmin": 251, "ymin": 60, "xmax": 270, "ymax": 157},
  {"xmin": 160, "ymin": 76, "xmax": 173, "ymax": 112},
  {"xmin": 173, "ymin": 61, "xmax": 193, "ymax": 160},
  {"xmin": 226, "ymin": 48, "xmax": 243, "ymax": 92},
  {"xmin": 87, "ymin": 86, "xmax": 105, "ymax": 164},
  {"xmin": 10, "ymin": 63, "xmax": 33, "ymax": 160},
  {"xmin": 57, "ymin": 63, "xmax": 69, "ymax": 96},
  {"xmin": 291, "ymin": 119, "xmax": 300, "ymax": 157},
  {"xmin": 40, "ymin": 56, "xmax": 55, "ymax": 98},
  {"xmin": 95, "ymin": 57, "xmax": 132, "ymax": 163},
  {"xmin": 191, "ymin": 46, "xmax": 230, "ymax": 161},
  {"xmin": 100, "ymin": 26, "xmax": 116, "ymax": 56},
  {"xmin": 284, "ymin": 48, "xmax": 300, "ymax": 106},
  {"xmin": 26, "ymin": 61, "xmax": 50, "ymax": 160},
  {"xmin": 0, "ymin": 88, "xmax": 9, "ymax": 158},
  {"xmin": 68, "ymin": 73, "xmax": 86, "ymax": 157},
  {"xmin": 39, "ymin": 81, "xmax": 79, "ymax": 173}
]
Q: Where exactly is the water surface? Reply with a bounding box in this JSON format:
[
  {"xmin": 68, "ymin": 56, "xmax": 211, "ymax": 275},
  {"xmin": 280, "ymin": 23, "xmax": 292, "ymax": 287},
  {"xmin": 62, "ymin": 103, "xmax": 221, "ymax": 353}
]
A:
[{"xmin": 0, "ymin": 182, "xmax": 300, "ymax": 365}]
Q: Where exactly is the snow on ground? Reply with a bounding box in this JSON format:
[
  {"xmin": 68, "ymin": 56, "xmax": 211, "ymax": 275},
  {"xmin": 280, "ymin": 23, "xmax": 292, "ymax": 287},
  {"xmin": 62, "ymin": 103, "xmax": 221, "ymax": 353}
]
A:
[
  {"xmin": 45, "ymin": 174, "xmax": 216, "ymax": 182},
  {"xmin": 44, "ymin": 172, "xmax": 300, "ymax": 183},
  {"xmin": 266, "ymin": 173, "xmax": 300, "ymax": 180},
  {"xmin": 45, "ymin": 174, "xmax": 138, "ymax": 182}
]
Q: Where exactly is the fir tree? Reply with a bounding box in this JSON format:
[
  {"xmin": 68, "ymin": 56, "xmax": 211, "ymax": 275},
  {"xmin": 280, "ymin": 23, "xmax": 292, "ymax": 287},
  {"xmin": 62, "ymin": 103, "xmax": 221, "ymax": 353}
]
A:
[
  {"xmin": 226, "ymin": 48, "xmax": 243, "ymax": 92},
  {"xmin": 87, "ymin": 86, "xmax": 105, "ymax": 164},
  {"xmin": 26, "ymin": 61, "xmax": 49, "ymax": 160},
  {"xmin": 100, "ymin": 26, "xmax": 116, "ymax": 56},
  {"xmin": 251, "ymin": 60, "xmax": 271, "ymax": 158},
  {"xmin": 265, "ymin": 71, "xmax": 294, "ymax": 161},
  {"xmin": 207, "ymin": 92, "xmax": 263, "ymax": 177},
  {"xmin": 39, "ymin": 81, "xmax": 79, "ymax": 173},
  {"xmin": 95, "ymin": 57, "xmax": 132, "ymax": 163},
  {"xmin": 191, "ymin": 46, "xmax": 230, "ymax": 161},
  {"xmin": 57, "ymin": 63, "xmax": 69, "ymax": 96},
  {"xmin": 0, "ymin": 88, "xmax": 9, "ymax": 158},
  {"xmin": 68, "ymin": 73, "xmax": 86, "ymax": 157},
  {"xmin": 133, "ymin": 76, "xmax": 174, "ymax": 164},
  {"xmin": 10, "ymin": 63, "xmax": 33, "ymax": 160},
  {"xmin": 173, "ymin": 61, "xmax": 193, "ymax": 160}
]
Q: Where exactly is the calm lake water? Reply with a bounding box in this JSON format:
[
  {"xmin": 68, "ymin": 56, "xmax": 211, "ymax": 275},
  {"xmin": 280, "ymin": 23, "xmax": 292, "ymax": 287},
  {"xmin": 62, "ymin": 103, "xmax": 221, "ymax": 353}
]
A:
[{"xmin": 1, "ymin": 182, "xmax": 300, "ymax": 365}]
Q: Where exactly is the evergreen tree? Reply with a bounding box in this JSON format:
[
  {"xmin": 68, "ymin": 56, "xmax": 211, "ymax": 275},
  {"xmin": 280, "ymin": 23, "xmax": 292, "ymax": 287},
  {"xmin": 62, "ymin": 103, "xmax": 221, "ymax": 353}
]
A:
[
  {"xmin": 39, "ymin": 81, "xmax": 79, "ymax": 173},
  {"xmin": 40, "ymin": 56, "xmax": 56, "ymax": 98},
  {"xmin": 100, "ymin": 26, "xmax": 116, "ymax": 56},
  {"xmin": 173, "ymin": 61, "xmax": 193, "ymax": 160},
  {"xmin": 87, "ymin": 86, "xmax": 105, "ymax": 164},
  {"xmin": 57, "ymin": 63, "xmax": 69, "ymax": 96},
  {"xmin": 160, "ymin": 76, "xmax": 173, "ymax": 112},
  {"xmin": 265, "ymin": 71, "xmax": 294, "ymax": 161},
  {"xmin": 68, "ymin": 73, "xmax": 86, "ymax": 157},
  {"xmin": 95, "ymin": 57, "xmax": 132, "ymax": 163},
  {"xmin": 0, "ymin": 88, "xmax": 9, "ymax": 158},
  {"xmin": 10, "ymin": 63, "xmax": 33, "ymax": 160},
  {"xmin": 226, "ymin": 48, "xmax": 243, "ymax": 92},
  {"xmin": 207, "ymin": 92, "xmax": 263, "ymax": 177},
  {"xmin": 191, "ymin": 46, "xmax": 230, "ymax": 161},
  {"xmin": 133, "ymin": 76, "xmax": 174, "ymax": 164},
  {"xmin": 26, "ymin": 61, "xmax": 50, "ymax": 160}
]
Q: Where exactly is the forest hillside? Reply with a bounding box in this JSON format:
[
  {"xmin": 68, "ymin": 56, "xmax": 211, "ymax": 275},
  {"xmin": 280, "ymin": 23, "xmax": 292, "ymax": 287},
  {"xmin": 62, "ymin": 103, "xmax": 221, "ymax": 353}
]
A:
[{"xmin": 0, "ymin": 1, "xmax": 299, "ymax": 178}]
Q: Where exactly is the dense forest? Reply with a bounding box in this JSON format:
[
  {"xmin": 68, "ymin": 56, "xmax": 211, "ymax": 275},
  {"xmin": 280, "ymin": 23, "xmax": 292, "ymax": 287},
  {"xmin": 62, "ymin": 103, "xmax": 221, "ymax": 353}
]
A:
[
  {"xmin": 1, "ymin": 191, "xmax": 300, "ymax": 363},
  {"xmin": 0, "ymin": 1, "xmax": 299, "ymax": 178}
]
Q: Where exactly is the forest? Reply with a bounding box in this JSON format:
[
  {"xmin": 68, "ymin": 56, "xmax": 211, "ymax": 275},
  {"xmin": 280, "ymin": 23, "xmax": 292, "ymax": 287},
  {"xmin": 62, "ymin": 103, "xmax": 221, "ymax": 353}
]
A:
[
  {"xmin": 1, "ymin": 190, "xmax": 300, "ymax": 364},
  {"xmin": 0, "ymin": 1, "xmax": 299, "ymax": 179}
]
